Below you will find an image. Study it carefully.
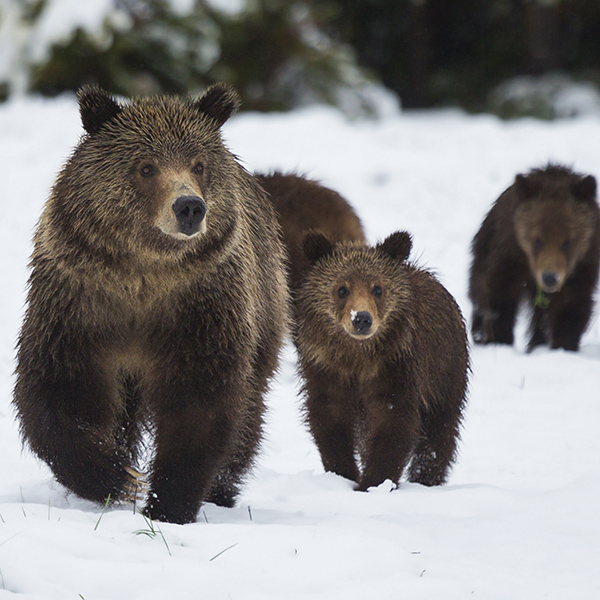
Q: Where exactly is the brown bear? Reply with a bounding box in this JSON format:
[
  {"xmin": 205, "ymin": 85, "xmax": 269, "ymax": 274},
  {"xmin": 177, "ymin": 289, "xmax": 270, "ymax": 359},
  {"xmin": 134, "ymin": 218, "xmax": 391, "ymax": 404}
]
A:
[
  {"xmin": 13, "ymin": 84, "xmax": 288, "ymax": 524},
  {"xmin": 469, "ymin": 164, "xmax": 600, "ymax": 351},
  {"xmin": 256, "ymin": 172, "xmax": 366, "ymax": 293},
  {"xmin": 294, "ymin": 231, "xmax": 469, "ymax": 490}
]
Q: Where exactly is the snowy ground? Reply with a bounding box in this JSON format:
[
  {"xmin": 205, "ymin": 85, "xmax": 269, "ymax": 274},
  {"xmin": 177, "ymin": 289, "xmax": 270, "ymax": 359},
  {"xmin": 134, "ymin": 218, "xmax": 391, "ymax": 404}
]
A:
[{"xmin": 0, "ymin": 95, "xmax": 599, "ymax": 599}]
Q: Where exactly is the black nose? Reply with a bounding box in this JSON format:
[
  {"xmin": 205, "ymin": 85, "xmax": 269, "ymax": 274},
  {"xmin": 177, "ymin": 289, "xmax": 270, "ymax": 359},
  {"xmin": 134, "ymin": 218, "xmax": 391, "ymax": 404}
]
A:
[
  {"xmin": 172, "ymin": 196, "xmax": 206, "ymax": 235},
  {"xmin": 352, "ymin": 311, "xmax": 373, "ymax": 334},
  {"xmin": 541, "ymin": 271, "xmax": 559, "ymax": 289}
]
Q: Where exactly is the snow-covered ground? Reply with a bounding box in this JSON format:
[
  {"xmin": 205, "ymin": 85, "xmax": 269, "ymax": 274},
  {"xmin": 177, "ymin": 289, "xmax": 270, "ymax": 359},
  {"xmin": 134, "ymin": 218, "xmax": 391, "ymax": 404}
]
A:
[{"xmin": 0, "ymin": 95, "xmax": 599, "ymax": 599}]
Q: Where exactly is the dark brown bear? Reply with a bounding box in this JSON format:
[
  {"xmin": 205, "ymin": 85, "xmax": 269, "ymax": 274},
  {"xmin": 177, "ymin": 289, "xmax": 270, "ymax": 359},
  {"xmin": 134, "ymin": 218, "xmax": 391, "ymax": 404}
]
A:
[
  {"xmin": 295, "ymin": 232, "xmax": 469, "ymax": 490},
  {"xmin": 13, "ymin": 84, "xmax": 288, "ymax": 524},
  {"xmin": 469, "ymin": 164, "xmax": 600, "ymax": 351},
  {"xmin": 256, "ymin": 172, "xmax": 366, "ymax": 293}
]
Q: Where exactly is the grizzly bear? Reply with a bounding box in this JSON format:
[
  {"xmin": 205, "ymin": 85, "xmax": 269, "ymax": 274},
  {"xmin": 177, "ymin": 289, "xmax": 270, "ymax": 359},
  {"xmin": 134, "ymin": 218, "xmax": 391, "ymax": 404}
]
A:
[
  {"xmin": 469, "ymin": 164, "xmax": 600, "ymax": 351},
  {"xmin": 256, "ymin": 172, "xmax": 366, "ymax": 293},
  {"xmin": 294, "ymin": 231, "xmax": 469, "ymax": 490},
  {"xmin": 13, "ymin": 84, "xmax": 288, "ymax": 524}
]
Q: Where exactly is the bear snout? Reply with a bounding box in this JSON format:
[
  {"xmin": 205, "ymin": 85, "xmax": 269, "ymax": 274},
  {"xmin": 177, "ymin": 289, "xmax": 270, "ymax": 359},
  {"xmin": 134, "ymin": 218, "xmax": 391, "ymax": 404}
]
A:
[
  {"xmin": 351, "ymin": 310, "xmax": 374, "ymax": 335},
  {"xmin": 172, "ymin": 195, "xmax": 207, "ymax": 236},
  {"xmin": 539, "ymin": 270, "xmax": 562, "ymax": 293}
]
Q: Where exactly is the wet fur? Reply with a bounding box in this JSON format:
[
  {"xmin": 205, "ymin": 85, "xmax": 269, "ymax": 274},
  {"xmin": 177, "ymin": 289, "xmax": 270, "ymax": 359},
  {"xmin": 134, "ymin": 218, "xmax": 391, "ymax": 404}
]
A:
[
  {"xmin": 296, "ymin": 233, "xmax": 469, "ymax": 490},
  {"xmin": 13, "ymin": 85, "xmax": 288, "ymax": 524},
  {"xmin": 256, "ymin": 172, "xmax": 366, "ymax": 293}
]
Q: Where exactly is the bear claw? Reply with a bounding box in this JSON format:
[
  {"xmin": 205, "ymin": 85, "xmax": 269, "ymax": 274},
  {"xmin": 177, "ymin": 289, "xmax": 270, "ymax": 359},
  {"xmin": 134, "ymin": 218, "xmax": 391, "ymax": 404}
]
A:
[{"xmin": 123, "ymin": 467, "xmax": 148, "ymax": 503}]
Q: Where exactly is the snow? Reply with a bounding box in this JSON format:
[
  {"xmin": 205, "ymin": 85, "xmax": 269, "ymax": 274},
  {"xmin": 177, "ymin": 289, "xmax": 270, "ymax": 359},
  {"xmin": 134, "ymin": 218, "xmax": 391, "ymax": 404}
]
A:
[{"xmin": 1, "ymin": 94, "xmax": 600, "ymax": 599}]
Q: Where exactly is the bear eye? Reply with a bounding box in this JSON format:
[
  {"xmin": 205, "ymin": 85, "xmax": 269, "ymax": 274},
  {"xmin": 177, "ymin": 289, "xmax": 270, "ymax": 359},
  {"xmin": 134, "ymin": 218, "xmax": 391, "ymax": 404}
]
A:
[
  {"xmin": 140, "ymin": 163, "xmax": 157, "ymax": 178},
  {"xmin": 337, "ymin": 285, "xmax": 350, "ymax": 299},
  {"xmin": 533, "ymin": 238, "xmax": 543, "ymax": 253},
  {"xmin": 191, "ymin": 162, "xmax": 204, "ymax": 175},
  {"xmin": 562, "ymin": 240, "xmax": 571, "ymax": 252},
  {"xmin": 372, "ymin": 285, "xmax": 383, "ymax": 298}
]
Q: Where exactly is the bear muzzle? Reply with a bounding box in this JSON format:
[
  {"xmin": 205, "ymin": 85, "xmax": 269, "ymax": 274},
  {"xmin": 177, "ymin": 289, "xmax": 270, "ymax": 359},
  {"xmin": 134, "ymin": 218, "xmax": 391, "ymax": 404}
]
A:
[
  {"xmin": 538, "ymin": 270, "xmax": 563, "ymax": 293},
  {"xmin": 172, "ymin": 195, "xmax": 207, "ymax": 236},
  {"xmin": 346, "ymin": 310, "xmax": 377, "ymax": 339}
]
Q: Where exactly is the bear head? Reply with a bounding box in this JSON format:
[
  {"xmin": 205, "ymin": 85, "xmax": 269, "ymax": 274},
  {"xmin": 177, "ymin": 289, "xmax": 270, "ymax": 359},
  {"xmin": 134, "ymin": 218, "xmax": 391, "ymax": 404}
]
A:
[
  {"xmin": 53, "ymin": 84, "xmax": 243, "ymax": 263},
  {"xmin": 300, "ymin": 231, "xmax": 412, "ymax": 342},
  {"xmin": 513, "ymin": 165, "xmax": 598, "ymax": 293}
]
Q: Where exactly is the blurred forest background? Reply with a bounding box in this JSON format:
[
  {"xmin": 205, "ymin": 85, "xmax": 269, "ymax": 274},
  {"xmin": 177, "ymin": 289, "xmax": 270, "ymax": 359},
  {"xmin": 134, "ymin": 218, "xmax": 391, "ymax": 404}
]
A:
[{"xmin": 1, "ymin": 0, "xmax": 600, "ymax": 118}]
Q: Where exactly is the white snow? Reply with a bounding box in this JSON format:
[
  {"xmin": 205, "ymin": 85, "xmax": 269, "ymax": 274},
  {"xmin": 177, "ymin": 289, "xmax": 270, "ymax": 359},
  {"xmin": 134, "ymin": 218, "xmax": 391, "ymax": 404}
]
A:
[{"xmin": 1, "ymin": 94, "xmax": 599, "ymax": 599}]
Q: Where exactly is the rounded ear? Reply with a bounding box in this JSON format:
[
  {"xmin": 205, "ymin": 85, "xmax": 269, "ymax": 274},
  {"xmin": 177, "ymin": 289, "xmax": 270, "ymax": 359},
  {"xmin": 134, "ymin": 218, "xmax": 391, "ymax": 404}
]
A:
[
  {"xmin": 377, "ymin": 231, "xmax": 412, "ymax": 262},
  {"xmin": 571, "ymin": 175, "xmax": 597, "ymax": 201},
  {"xmin": 515, "ymin": 173, "xmax": 541, "ymax": 199},
  {"xmin": 77, "ymin": 85, "xmax": 122, "ymax": 135},
  {"xmin": 194, "ymin": 83, "xmax": 241, "ymax": 127},
  {"xmin": 303, "ymin": 232, "xmax": 334, "ymax": 265}
]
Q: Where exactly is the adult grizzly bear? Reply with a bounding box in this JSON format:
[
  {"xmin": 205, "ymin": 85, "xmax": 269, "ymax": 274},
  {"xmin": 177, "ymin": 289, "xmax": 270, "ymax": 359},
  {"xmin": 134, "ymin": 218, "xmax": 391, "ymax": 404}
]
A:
[
  {"xmin": 469, "ymin": 164, "xmax": 600, "ymax": 351},
  {"xmin": 13, "ymin": 84, "xmax": 288, "ymax": 524},
  {"xmin": 295, "ymin": 232, "xmax": 469, "ymax": 490},
  {"xmin": 256, "ymin": 172, "xmax": 365, "ymax": 293}
]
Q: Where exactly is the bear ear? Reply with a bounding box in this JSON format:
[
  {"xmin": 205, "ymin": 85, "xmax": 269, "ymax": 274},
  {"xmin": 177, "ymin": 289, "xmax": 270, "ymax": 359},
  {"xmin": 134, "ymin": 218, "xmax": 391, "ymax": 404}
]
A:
[
  {"xmin": 377, "ymin": 231, "xmax": 412, "ymax": 262},
  {"xmin": 303, "ymin": 232, "xmax": 335, "ymax": 265},
  {"xmin": 515, "ymin": 173, "xmax": 541, "ymax": 199},
  {"xmin": 571, "ymin": 175, "xmax": 597, "ymax": 202},
  {"xmin": 77, "ymin": 85, "xmax": 122, "ymax": 135},
  {"xmin": 194, "ymin": 83, "xmax": 241, "ymax": 127}
]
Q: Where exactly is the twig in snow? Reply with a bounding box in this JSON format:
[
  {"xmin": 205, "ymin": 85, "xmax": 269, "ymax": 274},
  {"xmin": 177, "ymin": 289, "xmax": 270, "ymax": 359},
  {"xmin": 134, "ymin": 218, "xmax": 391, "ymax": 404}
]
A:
[
  {"xmin": 209, "ymin": 543, "xmax": 238, "ymax": 562},
  {"xmin": 19, "ymin": 487, "xmax": 26, "ymax": 517},
  {"xmin": 94, "ymin": 494, "xmax": 111, "ymax": 531}
]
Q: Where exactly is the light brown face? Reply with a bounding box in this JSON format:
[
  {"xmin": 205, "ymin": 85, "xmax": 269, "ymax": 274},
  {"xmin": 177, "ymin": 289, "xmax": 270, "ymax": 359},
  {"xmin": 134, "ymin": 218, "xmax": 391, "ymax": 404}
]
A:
[
  {"xmin": 515, "ymin": 200, "xmax": 593, "ymax": 293},
  {"xmin": 332, "ymin": 276, "xmax": 385, "ymax": 340},
  {"xmin": 136, "ymin": 159, "xmax": 208, "ymax": 240}
]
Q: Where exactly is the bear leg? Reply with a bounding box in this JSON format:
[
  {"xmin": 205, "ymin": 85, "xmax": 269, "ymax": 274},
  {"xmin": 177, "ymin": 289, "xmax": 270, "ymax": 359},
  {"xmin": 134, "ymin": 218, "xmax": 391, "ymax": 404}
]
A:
[
  {"xmin": 206, "ymin": 393, "xmax": 265, "ymax": 508},
  {"xmin": 548, "ymin": 285, "xmax": 594, "ymax": 351},
  {"xmin": 357, "ymin": 395, "xmax": 421, "ymax": 491},
  {"xmin": 145, "ymin": 399, "xmax": 238, "ymax": 524},
  {"xmin": 470, "ymin": 307, "xmax": 497, "ymax": 344},
  {"xmin": 471, "ymin": 267, "xmax": 521, "ymax": 345},
  {"xmin": 550, "ymin": 308, "xmax": 589, "ymax": 351},
  {"xmin": 307, "ymin": 400, "xmax": 360, "ymax": 483},
  {"xmin": 303, "ymin": 372, "xmax": 360, "ymax": 483},
  {"xmin": 407, "ymin": 401, "xmax": 463, "ymax": 486},
  {"xmin": 116, "ymin": 373, "xmax": 145, "ymax": 466},
  {"xmin": 527, "ymin": 306, "xmax": 548, "ymax": 351},
  {"xmin": 14, "ymin": 359, "xmax": 134, "ymax": 504}
]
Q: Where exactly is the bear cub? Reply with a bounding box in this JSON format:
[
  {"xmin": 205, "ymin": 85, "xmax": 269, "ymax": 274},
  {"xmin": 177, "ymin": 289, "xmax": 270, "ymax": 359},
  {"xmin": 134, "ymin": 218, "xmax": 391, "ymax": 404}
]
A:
[
  {"xmin": 469, "ymin": 164, "xmax": 600, "ymax": 351},
  {"xmin": 13, "ymin": 84, "xmax": 288, "ymax": 524},
  {"xmin": 296, "ymin": 232, "xmax": 469, "ymax": 490},
  {"xmin": 257, "ymin": 171, "xmax": 366, "ymax": 293}
]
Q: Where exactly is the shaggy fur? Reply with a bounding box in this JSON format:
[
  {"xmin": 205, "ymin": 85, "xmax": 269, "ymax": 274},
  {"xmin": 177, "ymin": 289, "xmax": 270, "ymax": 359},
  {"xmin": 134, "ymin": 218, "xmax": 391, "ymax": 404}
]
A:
[
  {"xmin": 13, "ymin": 84, "xmax": 288, "ymax": 524},
  {"xmin": 295, "ymin": 232, "xmax": 469, "ymax": 490},
  {"xmin": 256, "ymin": 172, "xmax": 365, "ymax": 293},
  {"xmin": 469, "ymin": 164, "xmax": 600, "ymax": 351}
]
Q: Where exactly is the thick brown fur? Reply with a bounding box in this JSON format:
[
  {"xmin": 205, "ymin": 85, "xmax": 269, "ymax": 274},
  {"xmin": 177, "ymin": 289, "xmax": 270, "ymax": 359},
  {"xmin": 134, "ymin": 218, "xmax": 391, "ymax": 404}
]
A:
[
  {"xmin": 295, "ymin": 232, "xmax": 469, "ymax": 490},
  {"xmin": 13, "ymin": 84, "xmax": 288, "ymax": 524},
  {"xmin": 256, "ymin": 172, "xmax": 366, "ymax": 293},
  {"xmin": 469, "ymin": 164, "xmax": 600, "ymax": 351}
]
